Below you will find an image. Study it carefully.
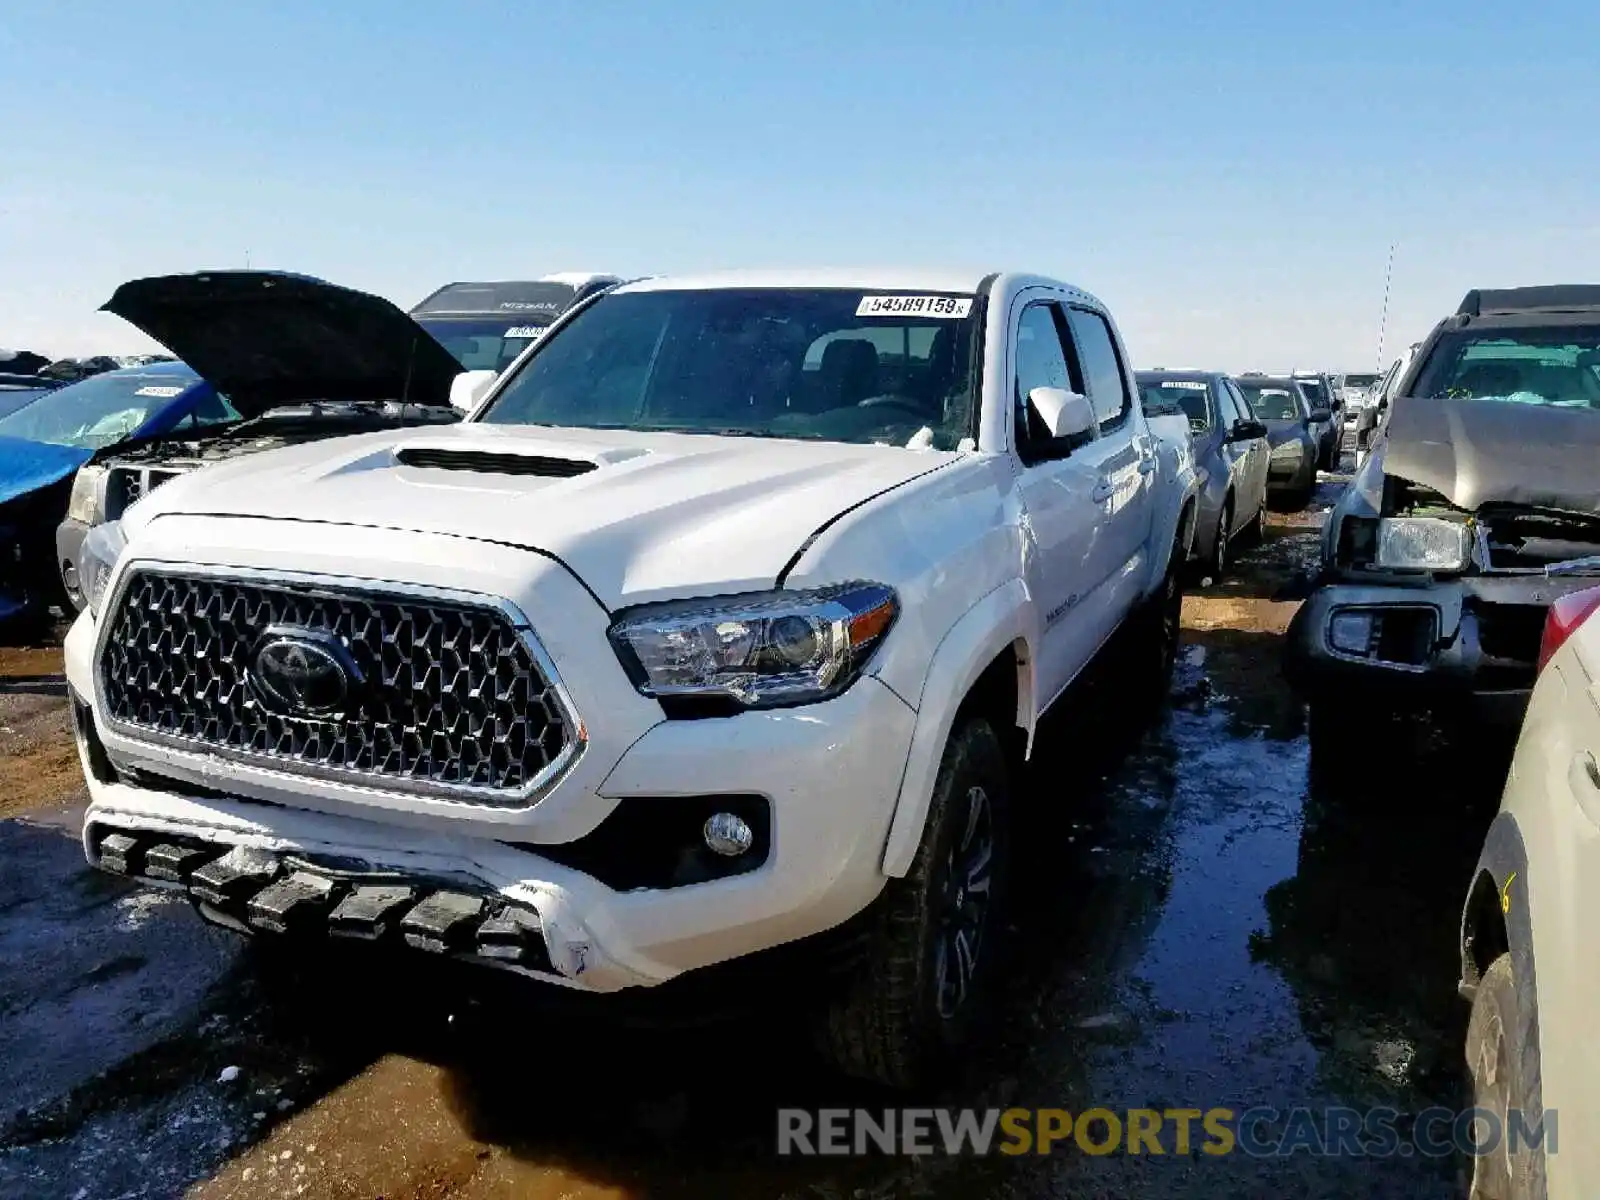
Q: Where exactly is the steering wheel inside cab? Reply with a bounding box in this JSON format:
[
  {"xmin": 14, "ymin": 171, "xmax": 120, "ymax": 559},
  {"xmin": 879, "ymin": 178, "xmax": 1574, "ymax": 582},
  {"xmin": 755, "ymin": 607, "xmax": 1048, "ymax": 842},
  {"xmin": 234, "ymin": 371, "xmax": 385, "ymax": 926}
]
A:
[{"xmin": 857, "ymin": 394, "xmax": 929, "ymax": 417}]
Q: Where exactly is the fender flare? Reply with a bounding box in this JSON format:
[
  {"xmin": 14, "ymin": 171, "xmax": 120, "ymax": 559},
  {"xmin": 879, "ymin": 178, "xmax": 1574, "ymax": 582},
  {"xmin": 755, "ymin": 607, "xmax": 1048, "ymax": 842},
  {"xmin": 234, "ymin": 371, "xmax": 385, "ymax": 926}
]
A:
[
  {"xmin": 1460, "ymin": 811, "xmax": 1536, "ymax": 1003},
  {"xmin": 879, "ymin": 578, "xmax": 1034, "ymax": 877},
  {"xmin": 1459, "ymin": 811, "xmax": 1550, "ymax": 1185}
]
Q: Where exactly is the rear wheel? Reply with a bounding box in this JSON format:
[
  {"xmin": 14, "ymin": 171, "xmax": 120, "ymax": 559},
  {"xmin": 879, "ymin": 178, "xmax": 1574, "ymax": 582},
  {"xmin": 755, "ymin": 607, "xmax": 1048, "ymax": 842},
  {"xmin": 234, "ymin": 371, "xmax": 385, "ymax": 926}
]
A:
[{"xmin": 816, "ymin": 718, "xmax": 1011, "ymax": 1088}]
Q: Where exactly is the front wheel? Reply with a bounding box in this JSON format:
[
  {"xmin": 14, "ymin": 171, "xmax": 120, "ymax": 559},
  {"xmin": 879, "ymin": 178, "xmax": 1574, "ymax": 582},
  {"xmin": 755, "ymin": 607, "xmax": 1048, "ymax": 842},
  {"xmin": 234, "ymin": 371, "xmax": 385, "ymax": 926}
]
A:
[
  {"xmin": 1465, "ymin": 954, "xmax": 1546, "ymax": 1200},
  {"xmin": 815, "ymin": 718, "xmax": 1011, "ymax": 1088}
]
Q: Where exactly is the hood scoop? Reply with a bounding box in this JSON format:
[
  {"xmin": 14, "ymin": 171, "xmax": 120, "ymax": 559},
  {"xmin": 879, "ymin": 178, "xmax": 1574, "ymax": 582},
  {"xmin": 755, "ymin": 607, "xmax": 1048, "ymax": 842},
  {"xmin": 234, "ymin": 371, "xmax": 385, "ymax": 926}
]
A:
[{"xmin": 395, "ymin": 446, "xmax": 598, "ymax": 478}]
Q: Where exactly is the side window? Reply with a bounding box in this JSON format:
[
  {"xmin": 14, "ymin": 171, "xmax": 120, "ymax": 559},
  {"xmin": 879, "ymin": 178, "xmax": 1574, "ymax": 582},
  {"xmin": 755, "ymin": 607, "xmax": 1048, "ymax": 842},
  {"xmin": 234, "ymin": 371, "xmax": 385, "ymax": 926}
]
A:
[
  {"xmin": 1065, "ymin": 308, "xmax": 1131, "ymax": 430},
  {"xmin": 1012, "ymin": 301, "xmax": 1081, "ymax": 460},
  {"xmin": 1220, "ymin": 380, "xmax": 1246, "ymax": 426}
]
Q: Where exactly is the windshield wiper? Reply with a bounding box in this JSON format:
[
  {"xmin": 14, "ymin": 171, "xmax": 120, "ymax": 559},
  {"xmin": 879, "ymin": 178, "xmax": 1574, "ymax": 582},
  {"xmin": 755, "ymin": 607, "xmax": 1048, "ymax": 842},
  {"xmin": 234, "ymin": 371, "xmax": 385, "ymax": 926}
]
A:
[{"xmin": 1547, "ymin": 555, "xmax": 1600, "ymax": 577}]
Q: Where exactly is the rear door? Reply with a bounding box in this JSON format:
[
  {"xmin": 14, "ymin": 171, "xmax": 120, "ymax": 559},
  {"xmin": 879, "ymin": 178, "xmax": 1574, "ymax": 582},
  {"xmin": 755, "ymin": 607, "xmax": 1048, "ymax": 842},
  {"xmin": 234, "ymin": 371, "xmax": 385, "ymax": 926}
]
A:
[
  {"xmin": 1222, "ymin": 377, "xmax": 1269, "ymax": 513},
  {"xmin": 1063, "ymin": 305, "xmax": 1155, "ymax": 635}
]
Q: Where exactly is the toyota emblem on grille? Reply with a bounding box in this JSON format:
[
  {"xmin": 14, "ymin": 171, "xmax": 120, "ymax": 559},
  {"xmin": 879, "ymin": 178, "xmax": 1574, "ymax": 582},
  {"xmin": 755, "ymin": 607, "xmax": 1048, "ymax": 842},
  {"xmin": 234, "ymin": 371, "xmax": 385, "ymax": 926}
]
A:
[{"xmin": 248, "ymin": 626, "xmax": 363, "ymax": 719}]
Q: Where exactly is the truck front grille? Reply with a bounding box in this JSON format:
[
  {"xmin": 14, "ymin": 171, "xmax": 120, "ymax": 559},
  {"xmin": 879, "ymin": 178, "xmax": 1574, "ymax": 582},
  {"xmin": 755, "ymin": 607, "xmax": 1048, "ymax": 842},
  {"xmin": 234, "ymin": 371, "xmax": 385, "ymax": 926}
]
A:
[{"xmin": 98, "ymin": 570, "xmax": 578, "ymax": 803}]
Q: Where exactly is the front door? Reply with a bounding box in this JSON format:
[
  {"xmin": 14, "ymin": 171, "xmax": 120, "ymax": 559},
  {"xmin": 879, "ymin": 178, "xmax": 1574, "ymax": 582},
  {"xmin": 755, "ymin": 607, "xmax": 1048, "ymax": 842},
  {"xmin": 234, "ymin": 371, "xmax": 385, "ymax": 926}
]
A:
[{"xmin": 1009, "ymin": 297, "xmax": 1105, "ymax": 705}]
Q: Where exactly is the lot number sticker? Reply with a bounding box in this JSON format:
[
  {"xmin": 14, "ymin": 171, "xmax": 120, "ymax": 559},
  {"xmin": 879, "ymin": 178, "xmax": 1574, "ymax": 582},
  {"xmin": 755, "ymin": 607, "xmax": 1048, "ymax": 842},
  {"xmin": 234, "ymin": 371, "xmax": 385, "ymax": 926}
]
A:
[
  {"xmin": 1160, "ymin": 381, "xmax": 1207, "ymax": 389},
  {"xmin": 856, "ymin": 295, "xmax": 973, "ymax": 318},
  {"xmin": 133, "ymin": 386, "xmax": 184, "ymax": 398},
  {"xmin": 503, "ymin": 327, "xmax": 545, "ymax": 339}
]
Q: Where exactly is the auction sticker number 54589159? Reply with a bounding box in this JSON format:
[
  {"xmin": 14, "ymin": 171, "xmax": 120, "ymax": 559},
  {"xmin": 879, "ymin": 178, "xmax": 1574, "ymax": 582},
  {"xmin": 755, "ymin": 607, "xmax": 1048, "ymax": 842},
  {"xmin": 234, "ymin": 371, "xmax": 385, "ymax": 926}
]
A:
[{"xmin": 856, "ymin": 295, "xmax": 974, "ymax": 318}]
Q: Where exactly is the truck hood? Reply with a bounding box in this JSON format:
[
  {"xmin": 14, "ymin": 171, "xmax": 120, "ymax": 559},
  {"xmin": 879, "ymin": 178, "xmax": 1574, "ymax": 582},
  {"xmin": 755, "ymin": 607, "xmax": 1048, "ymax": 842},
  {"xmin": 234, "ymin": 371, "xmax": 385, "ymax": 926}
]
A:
[
  {"xmin": 1384, "ymin": 396, "xmax": 1600, "ymax": 514},
  {"xmin": 128, "ymin": 424, "xmax": 963, "ymax": 608},
  {"xmin": 102, "ymin": 271, "xmax": 462, "ymax": 418},
  {"xmin": 0, "ymin": 436, "xmax": 92, "ymax": 507}
]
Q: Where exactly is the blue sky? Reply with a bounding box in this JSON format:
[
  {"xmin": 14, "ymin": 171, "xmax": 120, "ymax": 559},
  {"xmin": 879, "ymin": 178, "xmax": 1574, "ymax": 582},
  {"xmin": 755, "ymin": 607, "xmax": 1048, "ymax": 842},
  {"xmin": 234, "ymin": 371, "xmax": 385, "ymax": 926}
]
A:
[{"xmin": 4, "ymin": 0, "xmax": 1599, "ymax": 371}]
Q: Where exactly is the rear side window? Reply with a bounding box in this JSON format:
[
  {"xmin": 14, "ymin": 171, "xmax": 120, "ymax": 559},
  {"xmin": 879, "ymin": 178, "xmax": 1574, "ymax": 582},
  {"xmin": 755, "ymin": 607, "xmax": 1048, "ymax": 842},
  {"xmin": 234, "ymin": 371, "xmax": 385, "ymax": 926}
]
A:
[{"xmin": 1065, "ymin": 308, "xmax": 1131, "ymax": 430}]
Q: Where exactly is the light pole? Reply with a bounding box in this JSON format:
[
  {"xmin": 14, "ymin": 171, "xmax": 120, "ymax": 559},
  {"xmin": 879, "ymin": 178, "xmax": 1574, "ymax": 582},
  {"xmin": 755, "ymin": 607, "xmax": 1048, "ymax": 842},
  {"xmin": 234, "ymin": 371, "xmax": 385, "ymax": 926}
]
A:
[{"xmin": 1375, "ymin": 242, "xmax": 1396, "ymax": 372}]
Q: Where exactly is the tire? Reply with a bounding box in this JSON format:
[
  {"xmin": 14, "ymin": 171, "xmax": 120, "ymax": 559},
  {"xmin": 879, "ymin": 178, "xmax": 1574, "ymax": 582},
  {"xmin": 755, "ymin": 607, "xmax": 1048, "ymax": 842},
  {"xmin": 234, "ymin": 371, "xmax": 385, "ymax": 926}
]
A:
[
  {"xmin": 1208, "ymin": 498, "xmax": 1233, "ymax": 580},
  {"xmin": 1465, "ymin": 954, "xmax": 1546, "ymax": 1200},
  {"xmin": 815, "ymin": 718, "xmax": 1011, "ymax": 1088}
]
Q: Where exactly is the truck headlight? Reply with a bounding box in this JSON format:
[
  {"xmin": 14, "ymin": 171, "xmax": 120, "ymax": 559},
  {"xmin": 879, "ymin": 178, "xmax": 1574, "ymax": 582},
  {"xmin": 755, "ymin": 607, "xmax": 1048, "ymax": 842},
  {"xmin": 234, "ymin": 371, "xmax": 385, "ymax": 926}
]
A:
[
  {"xmin": 1271, "ymin": 441, "xmax": 1304, "ymax": 462},
  {"xmin": 78, "ymin": 520, "xmax": 128, "ymax": 617},
  {"xmin": 66, "ymin": 465, "xmax": 107, "ymax": 524},
  {"xmin": 608, "ymin": 582, "xmax": 898, "ymax": 709},
  {"xmin": 1375, "ymin": 517, "xmax": 1470, "ymax": 571}
]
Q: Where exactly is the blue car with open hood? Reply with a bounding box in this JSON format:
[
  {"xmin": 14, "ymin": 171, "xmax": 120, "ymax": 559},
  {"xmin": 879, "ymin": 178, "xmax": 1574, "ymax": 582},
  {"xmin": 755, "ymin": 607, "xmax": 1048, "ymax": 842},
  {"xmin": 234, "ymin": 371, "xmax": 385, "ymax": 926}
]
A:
[{"xmin": 0, "ymin": 361, "xmax": 232, "ymax": 626}]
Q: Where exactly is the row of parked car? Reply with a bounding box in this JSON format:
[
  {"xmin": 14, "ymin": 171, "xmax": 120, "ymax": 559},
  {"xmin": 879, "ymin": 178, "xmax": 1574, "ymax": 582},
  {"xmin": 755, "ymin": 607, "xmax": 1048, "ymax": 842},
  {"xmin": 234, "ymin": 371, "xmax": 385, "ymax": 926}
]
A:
[
  {"xmin": 1279, "ymin": 285, "xmax": 1600, "ymax": 1199},
  {"xmin": 0, "ymin": 272, "xmax": 622, "ymax": 627},
  {"xmin": 1135, "ymin": 368, "xmax": 1346, "ymax": 577}
]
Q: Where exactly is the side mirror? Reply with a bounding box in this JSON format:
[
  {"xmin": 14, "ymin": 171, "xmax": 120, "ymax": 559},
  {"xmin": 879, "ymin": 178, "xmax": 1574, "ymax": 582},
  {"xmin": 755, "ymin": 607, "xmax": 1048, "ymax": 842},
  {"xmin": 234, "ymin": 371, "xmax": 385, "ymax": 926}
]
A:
[
  {"xmin": 1028, "ymin": 387, "xmax": 1095, "ymax": 440},
  {"xmin": 1230, "ymin": 418, "xmax": 1268, "ymax": 441},
  {"xmin": 1309, "ymin": 406, "xmax": 1332, "ymax": 422},
  {"xmin": 448, "ymin": 369, "xmax": 497, "ymax": 414}
]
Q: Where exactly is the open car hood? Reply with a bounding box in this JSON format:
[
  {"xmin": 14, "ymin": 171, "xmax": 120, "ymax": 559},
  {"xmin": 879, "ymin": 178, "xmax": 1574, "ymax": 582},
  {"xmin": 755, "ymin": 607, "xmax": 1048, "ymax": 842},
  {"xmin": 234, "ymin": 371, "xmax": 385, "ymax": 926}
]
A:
[
  {"xmin": 1384, "ymin": 396, "xmax": 1600, "ymax": 514},
  {"xmin": 101, "ymin": 271, "xmax": 463, "ymax": 419}
]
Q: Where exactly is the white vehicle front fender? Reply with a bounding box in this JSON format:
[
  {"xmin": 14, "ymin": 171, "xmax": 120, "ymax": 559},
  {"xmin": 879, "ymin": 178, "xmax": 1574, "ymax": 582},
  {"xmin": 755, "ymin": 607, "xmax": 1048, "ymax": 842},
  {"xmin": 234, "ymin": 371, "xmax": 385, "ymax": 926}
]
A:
[{"xmin": 879, "ymin": 577, "xmax": 1034, "ymax": 878}]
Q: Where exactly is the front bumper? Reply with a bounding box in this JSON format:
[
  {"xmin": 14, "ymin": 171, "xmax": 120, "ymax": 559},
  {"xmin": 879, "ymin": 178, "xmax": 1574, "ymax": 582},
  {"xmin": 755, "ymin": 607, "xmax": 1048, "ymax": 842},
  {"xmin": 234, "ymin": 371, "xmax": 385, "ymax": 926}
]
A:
[
  {"xmin": 67, "ymin": 590, "xmax": 919, "ymax": 989},
  {"xmin": 1284, "ymin": 572, "xmax": 1600, "ymax": 723}
]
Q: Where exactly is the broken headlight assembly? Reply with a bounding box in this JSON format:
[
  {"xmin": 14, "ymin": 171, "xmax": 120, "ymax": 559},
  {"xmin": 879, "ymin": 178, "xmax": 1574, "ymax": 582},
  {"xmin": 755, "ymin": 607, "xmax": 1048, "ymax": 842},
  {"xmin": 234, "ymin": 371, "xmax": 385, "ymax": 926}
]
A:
[
  {"xmin": 77, "ymin": 519, "xmax": 128, "ymax": 617},
  {"xmin": 1374, "ymin": 517, "xmax": 1471, "ymax": 571},
  {"xmin": 66, "ymin": 465, "xmax": 107, "ymax": 524},
  {"xmin": 608, "ymin": 582, "xmax": 898, "ymax": 710}
]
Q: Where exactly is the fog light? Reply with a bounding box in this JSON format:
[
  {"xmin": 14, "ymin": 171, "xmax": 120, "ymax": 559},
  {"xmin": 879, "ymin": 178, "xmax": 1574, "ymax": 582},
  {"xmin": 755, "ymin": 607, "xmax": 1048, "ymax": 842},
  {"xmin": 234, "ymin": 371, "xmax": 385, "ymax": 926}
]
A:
[
  {"xmin": 703, "ymin": 812, "xmax": 755, "ymax": 857},
  {"xmin": 1329, "ymin": 610, "xmax": 1375, "ymax": 655}
]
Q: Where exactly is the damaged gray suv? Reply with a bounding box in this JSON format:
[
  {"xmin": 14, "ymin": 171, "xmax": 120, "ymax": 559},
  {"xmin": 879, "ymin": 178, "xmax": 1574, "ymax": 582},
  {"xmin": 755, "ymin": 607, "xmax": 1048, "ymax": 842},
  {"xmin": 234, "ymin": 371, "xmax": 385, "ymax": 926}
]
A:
[{"xmin": 1287, "ymin": 285, "xmax": 1600, "ymax": 738}]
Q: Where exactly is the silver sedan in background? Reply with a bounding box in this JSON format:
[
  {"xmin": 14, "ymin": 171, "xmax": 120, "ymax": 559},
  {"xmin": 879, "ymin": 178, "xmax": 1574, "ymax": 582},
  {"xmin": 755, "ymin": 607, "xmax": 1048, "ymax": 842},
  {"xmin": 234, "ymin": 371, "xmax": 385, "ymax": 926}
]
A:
[{"xmin": 1138, "ymin": 370, "xmax": 1270, "ymax": 577}]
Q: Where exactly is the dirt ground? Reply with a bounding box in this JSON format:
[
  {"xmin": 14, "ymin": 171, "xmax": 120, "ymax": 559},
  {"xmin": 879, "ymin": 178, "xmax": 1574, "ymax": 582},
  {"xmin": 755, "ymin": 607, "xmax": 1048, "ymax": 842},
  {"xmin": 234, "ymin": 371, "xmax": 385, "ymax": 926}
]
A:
[{"xmin": 0, "ymin": 449, "xmax": 1504, "ymax": 1199}]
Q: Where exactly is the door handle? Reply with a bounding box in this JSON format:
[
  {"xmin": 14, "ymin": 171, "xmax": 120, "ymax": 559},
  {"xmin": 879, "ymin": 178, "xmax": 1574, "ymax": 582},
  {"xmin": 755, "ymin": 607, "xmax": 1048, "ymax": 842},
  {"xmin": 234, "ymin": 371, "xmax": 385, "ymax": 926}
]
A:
[{"xmin": 1091, "ymin": 480, "xmax": 1115, "ymax": 503}]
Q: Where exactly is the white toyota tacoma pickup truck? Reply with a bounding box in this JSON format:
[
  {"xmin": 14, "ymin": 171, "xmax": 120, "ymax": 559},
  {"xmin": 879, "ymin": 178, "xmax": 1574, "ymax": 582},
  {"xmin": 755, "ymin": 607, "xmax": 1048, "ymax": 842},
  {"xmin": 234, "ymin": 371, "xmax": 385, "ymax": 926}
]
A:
[{"xmin": 65, "ymin": 269, "xmax": 1198, "ymax": 1085}]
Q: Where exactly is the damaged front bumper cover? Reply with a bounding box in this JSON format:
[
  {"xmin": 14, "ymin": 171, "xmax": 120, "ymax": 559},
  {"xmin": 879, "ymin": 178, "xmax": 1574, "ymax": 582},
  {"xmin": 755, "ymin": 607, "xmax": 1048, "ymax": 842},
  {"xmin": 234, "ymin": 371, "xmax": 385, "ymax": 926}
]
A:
[
  {"xmin": 1284, "ymin": 571, "xmax": 1600, "ymax": 723},
  {"xmin": 83, "ymin": 785, "xmax": 660, "ymax": 992}
]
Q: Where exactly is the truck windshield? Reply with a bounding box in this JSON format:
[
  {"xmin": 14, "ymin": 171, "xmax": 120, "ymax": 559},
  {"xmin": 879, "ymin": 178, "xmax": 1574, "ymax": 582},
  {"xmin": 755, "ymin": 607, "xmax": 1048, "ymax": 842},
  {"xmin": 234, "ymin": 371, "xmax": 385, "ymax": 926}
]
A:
[
  {"xmin": 413, "ymin": 317, "xmax": 552, "ymax": 373},
  {"xmin": 1412, "ymin": 327, "xmax": 1600, "ymax": 410},
  {"xmin": 478, "ymin": 288, "xmax": 980, "ymax": 449},
  {"xmin": 1343, "ymin": 373, "xmax": 1380, "ymax": 389}
]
